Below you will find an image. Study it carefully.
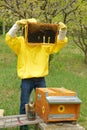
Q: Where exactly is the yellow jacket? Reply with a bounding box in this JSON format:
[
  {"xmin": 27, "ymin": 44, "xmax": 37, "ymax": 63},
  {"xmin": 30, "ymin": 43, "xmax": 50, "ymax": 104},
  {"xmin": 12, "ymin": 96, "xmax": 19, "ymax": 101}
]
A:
[{"xmin": 5, "ymin": 34, "xmax": 67, "ymax": 79}]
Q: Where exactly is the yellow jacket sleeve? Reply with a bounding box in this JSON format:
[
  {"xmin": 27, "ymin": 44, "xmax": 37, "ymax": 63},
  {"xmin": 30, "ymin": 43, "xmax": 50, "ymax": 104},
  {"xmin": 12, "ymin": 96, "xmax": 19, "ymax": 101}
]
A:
[
  {"xmin": 48, "ymin": 37, "xmax": 68, "ymax": 54},
  {"xmin": 5, "ymin": 34, "xmax": 23, "ymax": 55}
]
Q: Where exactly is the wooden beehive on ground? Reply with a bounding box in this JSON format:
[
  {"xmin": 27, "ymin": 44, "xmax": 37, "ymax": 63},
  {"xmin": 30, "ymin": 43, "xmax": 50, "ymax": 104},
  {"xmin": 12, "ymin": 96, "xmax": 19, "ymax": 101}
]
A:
[
  {"xmin": 35, "ymin": 88, "xmax": 82, "ymax": 123},
  {"xmin": 25, "ymin": 22, "xmax": 58, "ymax": 45}
]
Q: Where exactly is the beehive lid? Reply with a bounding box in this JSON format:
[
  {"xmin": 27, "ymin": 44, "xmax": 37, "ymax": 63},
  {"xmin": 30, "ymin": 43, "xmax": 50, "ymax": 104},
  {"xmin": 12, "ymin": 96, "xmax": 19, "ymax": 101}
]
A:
[{"xmin": 46, "ymin": 96, "xmax": 82, "ymax": 104}]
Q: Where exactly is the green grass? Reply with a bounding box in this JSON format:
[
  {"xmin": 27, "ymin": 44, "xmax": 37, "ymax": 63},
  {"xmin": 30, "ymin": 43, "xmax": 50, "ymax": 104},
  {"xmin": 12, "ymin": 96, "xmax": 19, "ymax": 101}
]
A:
[{"xmin": 0, "ymin": 35, "xmax": 87, "ymax": 129}]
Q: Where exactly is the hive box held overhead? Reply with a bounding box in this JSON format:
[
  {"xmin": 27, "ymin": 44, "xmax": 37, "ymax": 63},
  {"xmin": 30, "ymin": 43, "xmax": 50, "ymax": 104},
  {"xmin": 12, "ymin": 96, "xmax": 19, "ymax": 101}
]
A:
[{"xmin": 35, "ymin": 88, "xmax": 82, "ymax": 123}]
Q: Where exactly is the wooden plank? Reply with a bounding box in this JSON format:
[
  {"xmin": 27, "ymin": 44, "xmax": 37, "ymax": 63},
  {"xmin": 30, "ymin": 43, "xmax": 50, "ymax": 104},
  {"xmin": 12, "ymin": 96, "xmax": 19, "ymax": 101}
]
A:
[
  {"xmin": 0, "ymin": 114, "xmax": 43, "ymax": 128},
  {"xmin": 39, "ymin": 123, "xmax": 85, "ymax": 130}
]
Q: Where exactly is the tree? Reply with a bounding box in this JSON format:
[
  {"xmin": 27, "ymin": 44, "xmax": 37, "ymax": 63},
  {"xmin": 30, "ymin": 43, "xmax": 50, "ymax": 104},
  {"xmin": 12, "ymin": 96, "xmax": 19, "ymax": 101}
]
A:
[
  {"xmin": 0, "ymin": 0, "xmax": 40, "ymax": 23},
  {"xmin": 70, "ymin": 0, "xmax": 87, "ymax": 64},
  {"xmin": 0, "ymin": 0, "xmax": 78, "ymax": 35},
  {"xmin": 0, "ymin": 0, "xmax": 78, "ymax": 24}
]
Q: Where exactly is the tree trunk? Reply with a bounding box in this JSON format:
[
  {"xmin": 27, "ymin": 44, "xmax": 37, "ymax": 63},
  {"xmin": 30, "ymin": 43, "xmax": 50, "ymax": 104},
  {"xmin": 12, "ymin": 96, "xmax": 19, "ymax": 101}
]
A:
[
  {"xmin": 2, "ymin": 22, "xmax": 5, "ymax": 35},
  {"xmin": 84, "ymin": 52, "xmax": 87, "ymax": 64}
]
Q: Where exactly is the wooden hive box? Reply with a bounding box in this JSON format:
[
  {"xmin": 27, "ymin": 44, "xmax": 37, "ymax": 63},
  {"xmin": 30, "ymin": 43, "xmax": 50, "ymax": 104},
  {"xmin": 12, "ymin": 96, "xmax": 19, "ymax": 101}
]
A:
[
  {"xmin": 25, "ymin": 22, "xmax": 58, "ymax": 45},
  {"xmin": 35, "ymin": 88, "xmax": 82, "ymax": 123}
]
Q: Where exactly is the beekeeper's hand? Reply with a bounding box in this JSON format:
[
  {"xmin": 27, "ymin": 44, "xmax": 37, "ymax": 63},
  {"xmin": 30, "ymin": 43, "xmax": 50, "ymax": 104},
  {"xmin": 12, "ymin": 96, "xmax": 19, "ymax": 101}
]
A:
[
  {"xmin": 58, "ymin": 22, "xmax": 67, "ymax": 40},
  {"xmin": 16, "ymin": 19, "xmax": 27, "ymax": 26},
  {"xmin": 58, "ymin": 22, "xmax": 67, "ymax": 30},
  {"xmin": 16, "ymin": 18, "xmax": 37, "ymax": 26}
]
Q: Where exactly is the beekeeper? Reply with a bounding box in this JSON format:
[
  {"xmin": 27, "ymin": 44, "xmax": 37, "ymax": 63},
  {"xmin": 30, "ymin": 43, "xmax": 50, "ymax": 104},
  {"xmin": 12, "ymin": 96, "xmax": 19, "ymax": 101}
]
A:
[{"xmin": 5, "ymin": 18, "xmax": 67, "ymax": 130}]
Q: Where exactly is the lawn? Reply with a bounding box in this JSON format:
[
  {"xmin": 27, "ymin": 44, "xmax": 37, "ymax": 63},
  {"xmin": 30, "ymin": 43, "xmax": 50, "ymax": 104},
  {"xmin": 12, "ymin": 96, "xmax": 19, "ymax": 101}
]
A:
[{"xmin": 0, "ymin": 35, "xmax": 87, "ymax": 129}]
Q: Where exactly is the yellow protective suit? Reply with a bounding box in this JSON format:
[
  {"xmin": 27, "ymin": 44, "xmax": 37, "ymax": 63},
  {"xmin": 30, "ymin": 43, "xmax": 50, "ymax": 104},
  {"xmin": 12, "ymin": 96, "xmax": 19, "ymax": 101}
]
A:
[{"xmin": 5, "ymin": 34, "xmax": 67, "ymax": 79}]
